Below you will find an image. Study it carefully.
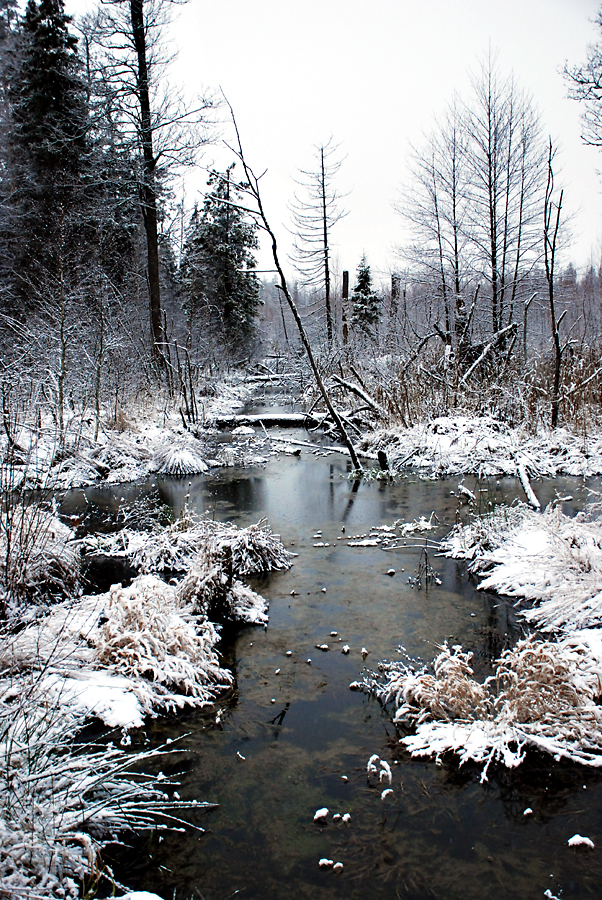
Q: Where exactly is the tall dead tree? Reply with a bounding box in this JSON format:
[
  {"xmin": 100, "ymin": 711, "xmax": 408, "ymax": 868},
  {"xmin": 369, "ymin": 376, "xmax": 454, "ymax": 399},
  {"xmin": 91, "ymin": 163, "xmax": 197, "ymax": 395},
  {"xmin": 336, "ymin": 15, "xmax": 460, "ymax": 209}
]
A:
[
  {"xmin": 543, "ymin": 139, "xmax": 564, "ymax": 429},
  {"xmin": 289, "ymin": 139, "xmax": 347, "ymax": 346}
]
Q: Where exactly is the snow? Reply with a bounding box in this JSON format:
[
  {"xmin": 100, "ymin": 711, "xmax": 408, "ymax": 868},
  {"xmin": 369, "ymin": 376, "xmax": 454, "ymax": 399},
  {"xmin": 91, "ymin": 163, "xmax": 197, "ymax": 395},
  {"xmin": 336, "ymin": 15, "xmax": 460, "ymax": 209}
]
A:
[
  {"xmin": 360, "ymin": 415, "xmax": 602, "ymax": 480},
  {"xmin": 568, "ymin": 834, "xmax": 595, "ymax": 848}
]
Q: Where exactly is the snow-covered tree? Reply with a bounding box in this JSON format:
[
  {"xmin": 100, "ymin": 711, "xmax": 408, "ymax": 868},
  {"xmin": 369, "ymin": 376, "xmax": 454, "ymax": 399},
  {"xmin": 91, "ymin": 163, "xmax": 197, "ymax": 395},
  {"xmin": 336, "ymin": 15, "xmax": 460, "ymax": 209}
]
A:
[
  {"xmin": 350, "ymin": 255, "xmax": 380, "ymax": 338},
  {"xmin": 181, "ymin": 166, "xmax": 260, "ymax": 357}
]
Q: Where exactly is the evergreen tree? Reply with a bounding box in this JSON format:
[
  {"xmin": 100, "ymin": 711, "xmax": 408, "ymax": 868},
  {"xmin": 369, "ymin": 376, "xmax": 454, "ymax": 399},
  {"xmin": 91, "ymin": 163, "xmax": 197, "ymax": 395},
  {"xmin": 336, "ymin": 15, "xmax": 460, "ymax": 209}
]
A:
[
  {"xmin": 5, "ymin": 0, "xmax": 89, "ymax": 306},
  {"xmin": 181, "ymin": 166, "xmax": 260, "ymax": 357},
  {"xmin": 350, "ymin": 255, "xmax": 380, "ymax": 337}
]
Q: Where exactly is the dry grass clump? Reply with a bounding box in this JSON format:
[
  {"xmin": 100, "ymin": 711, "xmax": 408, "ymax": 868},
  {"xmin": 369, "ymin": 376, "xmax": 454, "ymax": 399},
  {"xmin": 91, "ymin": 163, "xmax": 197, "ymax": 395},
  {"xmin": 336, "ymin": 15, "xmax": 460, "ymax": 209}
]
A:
[
  {"xmin": 0, "ymin": 507, "xmax": 79, "ymax": 608},
  {"xmin": 0, "ymin": 685, "xmax": 214, "ymax": 900},
  {"xmin": 382, "ymin": 645, "xmax": 492, "ymax": 725},
  {"xmin": 361, "ymin": 636, "xmax": 602, "ymax": 775},
  {"xmin": 96, "ymin": 576, "xmax": 232, "ymax": 703}
]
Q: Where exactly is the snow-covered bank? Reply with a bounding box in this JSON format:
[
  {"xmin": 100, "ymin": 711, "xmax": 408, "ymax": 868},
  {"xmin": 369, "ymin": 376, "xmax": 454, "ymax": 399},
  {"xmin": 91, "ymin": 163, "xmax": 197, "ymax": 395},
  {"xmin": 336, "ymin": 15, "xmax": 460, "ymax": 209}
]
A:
[
  {"xmin": 0, "ymin": 511, "xmax": 293, "ymax": 898},
  {"xmin": 1, "ymin": 515, "xmax": 293, "ymax": 728},
  {"xmin": 2, "ymin": 373, "xmax": 274, "ymax": 492},
  {"xmin": 357, "ymin": 637, "xmax": 602, "ymax": 781},
  {"xmin": 360, "ymin": 415, "xmax": 602, "ymax": 479},
  {"xmin": 355, "ymin": 497, "xmax": 602, "ymax": 775},
  {"xmin": 0, "ymin": 688, "xmax": 214, "ymax": 899},
  {"xmin": 441, "ymin": 501, "xmax": 602, "ymax": 632}
]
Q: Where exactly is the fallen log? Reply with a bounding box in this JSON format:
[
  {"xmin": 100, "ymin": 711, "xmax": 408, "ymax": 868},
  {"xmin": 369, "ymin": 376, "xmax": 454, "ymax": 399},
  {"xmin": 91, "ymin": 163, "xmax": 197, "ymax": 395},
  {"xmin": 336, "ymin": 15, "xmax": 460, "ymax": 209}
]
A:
[{"xmin": 214, "ymin": 413, "xmax": 324, "ymax": 429}]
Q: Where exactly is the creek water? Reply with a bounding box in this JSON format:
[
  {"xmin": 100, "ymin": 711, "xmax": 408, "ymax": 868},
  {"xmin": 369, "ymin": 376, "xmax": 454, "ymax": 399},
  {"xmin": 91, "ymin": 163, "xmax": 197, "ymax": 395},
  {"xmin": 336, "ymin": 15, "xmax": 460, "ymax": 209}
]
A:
[{"xmin": 64, "ymin": 431, "xmax": 602, "ymax": 900}]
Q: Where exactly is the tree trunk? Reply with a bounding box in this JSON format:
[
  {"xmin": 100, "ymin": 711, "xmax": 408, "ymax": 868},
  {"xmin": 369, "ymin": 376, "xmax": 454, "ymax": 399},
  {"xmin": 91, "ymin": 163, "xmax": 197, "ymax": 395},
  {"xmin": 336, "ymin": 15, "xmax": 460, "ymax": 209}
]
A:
[{"xmin": 130, "ymin": 0, "xmax": 164, "ymax": 359}]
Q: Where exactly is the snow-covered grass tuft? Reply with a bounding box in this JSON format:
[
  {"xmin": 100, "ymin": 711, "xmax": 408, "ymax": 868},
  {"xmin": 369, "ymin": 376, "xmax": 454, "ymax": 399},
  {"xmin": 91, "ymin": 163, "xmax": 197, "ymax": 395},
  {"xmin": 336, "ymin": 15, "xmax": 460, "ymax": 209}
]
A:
[
  {"xmin": 442, "ymin": 501, "xmax": 602, "ymax": 632},
  {"xmin": 152, "ymin": 441, "xmax": 209, "ymax": 476},
  {"xmin": 96, "ymin": 576, "xmax": 232, "ymax": 702},
  {"xmin": 360, "ymin": 636, "xmax": 602, "ymax": 778},
  {"xmin": 0, "ymin": 684, "xmax": 214, "ymax": 899},
  {"xmin": 83, "ymin": 514, "xmax": 294, "ymax": 582},
  {"xmin": 0, "ymin": 506, "xmax": 79, "ymax": 607}
]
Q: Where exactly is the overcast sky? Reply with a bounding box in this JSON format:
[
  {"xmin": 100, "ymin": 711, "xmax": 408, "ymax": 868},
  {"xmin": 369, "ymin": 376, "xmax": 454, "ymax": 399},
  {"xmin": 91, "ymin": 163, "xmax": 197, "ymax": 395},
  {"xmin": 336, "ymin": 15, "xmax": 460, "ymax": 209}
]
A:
[{"xmin": 69, "ymin": 0, "xmax": 602, "ymax": 284}]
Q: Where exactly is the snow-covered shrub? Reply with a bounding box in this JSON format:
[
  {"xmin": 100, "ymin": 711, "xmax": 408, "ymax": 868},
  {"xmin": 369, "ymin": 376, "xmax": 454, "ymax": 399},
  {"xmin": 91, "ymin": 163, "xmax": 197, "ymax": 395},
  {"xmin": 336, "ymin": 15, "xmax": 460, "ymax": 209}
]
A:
[
  {"xmin": 0, "ymin": 682, "xmax": 214, "ymax": 899},
  {"xmin": 95, "ymin": 576, "xmax": 232, "ymax": 704},
  {"xmin": 152, "ymin": 440, "xmax": 209, "ymax": 476},
  {"xmin": 360, "ymin": 636, "xmax": 602, "ymax": 778},
  {"xmin": 0, "ymin": 506, "xmax": 79, "ymax": 607},
  {"xmin": 83, "ymin": 514, "xmax": 294, "ymax": 581},
  {"xmin": 442, "ymin": 501, "xmax": 602, "ymax": 631},
  {"xmin": 177, "ymin": 555, "xmax": 268, "ymax": 626}
]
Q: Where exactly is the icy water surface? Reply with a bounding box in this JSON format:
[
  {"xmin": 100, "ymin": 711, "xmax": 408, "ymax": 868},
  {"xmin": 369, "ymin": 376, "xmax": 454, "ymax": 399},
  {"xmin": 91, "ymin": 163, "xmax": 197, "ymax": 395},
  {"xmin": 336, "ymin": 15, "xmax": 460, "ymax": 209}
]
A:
[{"xmin": 65, "ymin": 438, "xmax": 602, "ymax": 900}]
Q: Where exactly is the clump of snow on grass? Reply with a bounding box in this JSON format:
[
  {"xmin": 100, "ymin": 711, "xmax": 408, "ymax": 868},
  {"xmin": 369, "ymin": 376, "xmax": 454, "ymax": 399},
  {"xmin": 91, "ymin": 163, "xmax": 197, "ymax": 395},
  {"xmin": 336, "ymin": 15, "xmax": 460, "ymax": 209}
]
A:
[
  {"xmin": 82, "ymin": 514, "xmax": 294, "ymax": 582},
  {"xmin": 568, "ymin": 834, "xmax": 595, "ymax": 848}
]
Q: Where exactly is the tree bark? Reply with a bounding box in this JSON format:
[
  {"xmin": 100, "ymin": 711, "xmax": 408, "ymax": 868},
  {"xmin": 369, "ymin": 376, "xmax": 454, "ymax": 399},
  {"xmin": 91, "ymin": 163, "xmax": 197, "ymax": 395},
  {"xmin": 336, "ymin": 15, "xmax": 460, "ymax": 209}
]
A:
[{"xmin": 130, "ymin": 0, "xmax": 164, "ymax": 359}]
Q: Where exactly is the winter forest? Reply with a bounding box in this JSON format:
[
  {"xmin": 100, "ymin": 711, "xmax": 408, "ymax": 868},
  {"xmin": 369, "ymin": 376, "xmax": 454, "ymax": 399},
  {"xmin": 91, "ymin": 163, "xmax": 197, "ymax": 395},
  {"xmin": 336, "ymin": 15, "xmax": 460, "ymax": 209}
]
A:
[{"xmin": 6, "ymin": 0, "xmax": 602, "ymax": 898}]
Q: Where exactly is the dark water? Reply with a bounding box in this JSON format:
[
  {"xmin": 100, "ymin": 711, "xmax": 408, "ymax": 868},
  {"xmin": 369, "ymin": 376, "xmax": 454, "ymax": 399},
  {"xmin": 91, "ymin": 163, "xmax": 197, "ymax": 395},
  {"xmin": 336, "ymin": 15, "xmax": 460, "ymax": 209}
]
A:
[{"xmin": 64, "ymin": 435, "xmax": 602, "ymax": 900}]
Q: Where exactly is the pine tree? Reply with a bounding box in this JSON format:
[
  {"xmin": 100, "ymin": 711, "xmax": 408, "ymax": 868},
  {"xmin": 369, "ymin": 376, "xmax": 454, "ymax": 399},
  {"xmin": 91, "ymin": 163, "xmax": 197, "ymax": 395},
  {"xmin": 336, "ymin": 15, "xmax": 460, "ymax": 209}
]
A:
[
  {"xmin": 181, "ymin": 166, "xmax": 260, "ymax": 357},
  {"xmin": 350, "ymin": 255, "xmax": 380, "ymax": 338}
]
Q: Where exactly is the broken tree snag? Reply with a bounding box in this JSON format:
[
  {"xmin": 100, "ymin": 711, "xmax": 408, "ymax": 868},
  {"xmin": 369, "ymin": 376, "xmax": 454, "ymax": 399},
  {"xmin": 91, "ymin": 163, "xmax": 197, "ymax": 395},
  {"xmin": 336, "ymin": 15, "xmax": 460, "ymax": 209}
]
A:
[
  {"xmin": 331, "ymin": 375, "xmax": 387, "ymax": 419},
  {"xmin": 377, "ymin": 450, "xmax": 389, "ymax": 471}
]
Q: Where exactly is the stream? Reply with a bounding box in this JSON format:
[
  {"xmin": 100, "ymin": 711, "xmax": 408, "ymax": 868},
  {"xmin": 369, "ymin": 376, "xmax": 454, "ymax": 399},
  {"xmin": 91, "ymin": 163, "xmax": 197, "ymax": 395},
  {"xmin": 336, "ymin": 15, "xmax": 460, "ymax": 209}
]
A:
[{"xmin": 62, "ymin": 428, "xmax": 602, "ymax": 900}]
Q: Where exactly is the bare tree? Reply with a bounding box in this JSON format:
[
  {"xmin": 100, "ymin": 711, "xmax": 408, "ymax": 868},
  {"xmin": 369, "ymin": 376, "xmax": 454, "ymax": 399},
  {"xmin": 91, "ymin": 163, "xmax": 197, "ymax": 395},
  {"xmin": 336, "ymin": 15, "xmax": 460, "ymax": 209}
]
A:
[
  {"xmin": 565, "ymin": 10, "xmax": 602, "ymax": 148},
  {"xmin": 543, "ymin": 139, "xmax": 565, "ymax": 428},
  {"xmin": 289, "ymin": 138, "xmax": 347, "ymax": 346},
  {"xmin": 463, "ymin": 57, "xmax": 544, "ymax": 335},
  {"xmin": 398, "ymin": 57, "xmax": 545, "ymax": 369}
]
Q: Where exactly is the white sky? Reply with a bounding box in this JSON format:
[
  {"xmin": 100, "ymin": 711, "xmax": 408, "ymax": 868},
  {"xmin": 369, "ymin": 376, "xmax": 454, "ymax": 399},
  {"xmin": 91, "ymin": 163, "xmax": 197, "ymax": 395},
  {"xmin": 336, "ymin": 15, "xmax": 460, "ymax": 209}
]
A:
[{"xmin": 68, "ymin": 0, "xmax": 602, "ymax": 284}]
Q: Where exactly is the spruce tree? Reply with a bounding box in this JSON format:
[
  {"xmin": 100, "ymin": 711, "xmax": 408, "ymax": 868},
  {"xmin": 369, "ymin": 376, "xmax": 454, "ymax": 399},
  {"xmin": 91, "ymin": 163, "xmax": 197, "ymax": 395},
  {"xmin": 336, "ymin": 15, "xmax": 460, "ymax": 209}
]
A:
[
  {"xmin": 181, "ymin": 166, "xmax": 260, "ymax": 357},
  {"xmin": 7, "ymin": 0, "xmax": 89, "ymax": 305},
  {"xmin": 350, "ymin": 255, "xmax": 380, "ymax": 338}
]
